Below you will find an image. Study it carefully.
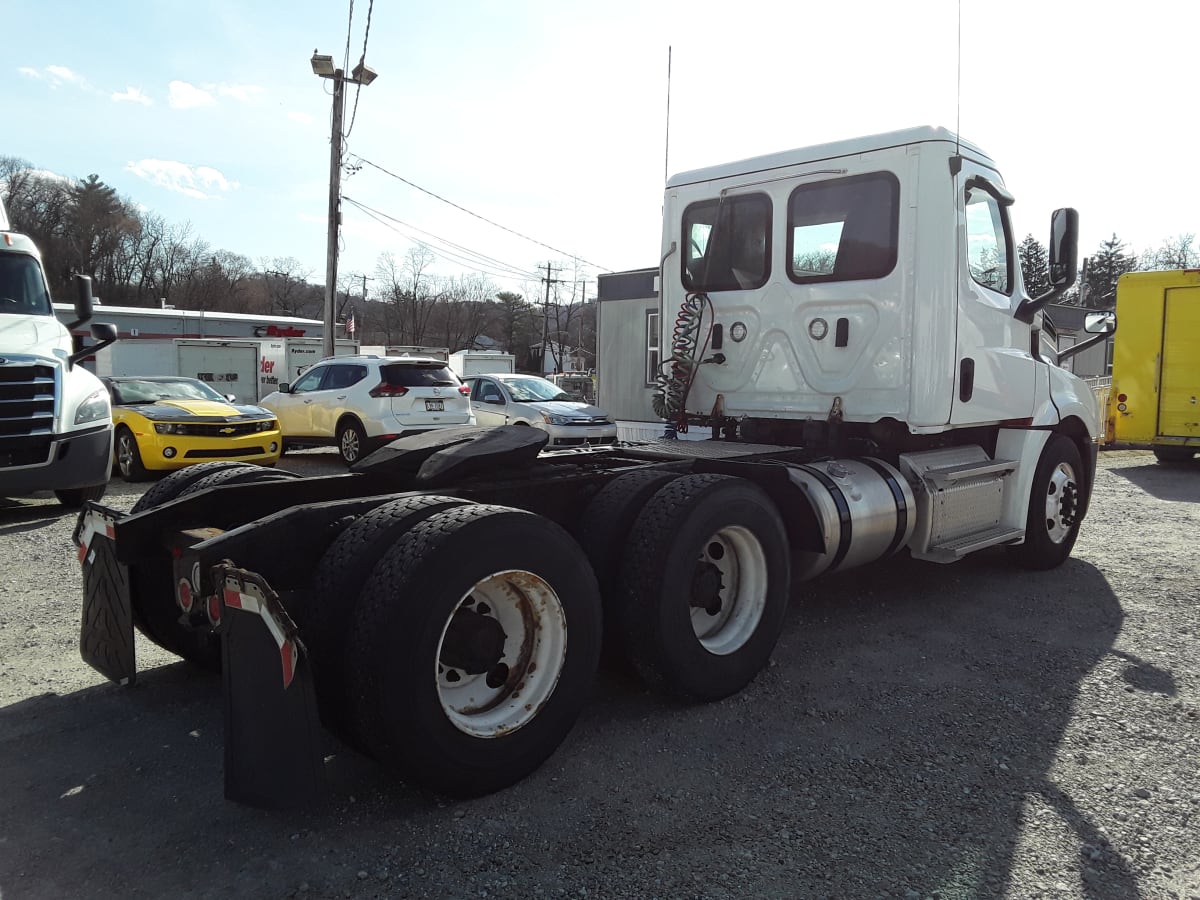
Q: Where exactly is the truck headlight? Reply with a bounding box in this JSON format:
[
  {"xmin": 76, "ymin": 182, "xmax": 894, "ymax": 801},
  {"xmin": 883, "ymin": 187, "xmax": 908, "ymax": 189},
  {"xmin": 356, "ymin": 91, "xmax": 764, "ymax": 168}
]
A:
[{"xmin": 74, "ymin": 389, "xmax": 110, "ymax": 425}]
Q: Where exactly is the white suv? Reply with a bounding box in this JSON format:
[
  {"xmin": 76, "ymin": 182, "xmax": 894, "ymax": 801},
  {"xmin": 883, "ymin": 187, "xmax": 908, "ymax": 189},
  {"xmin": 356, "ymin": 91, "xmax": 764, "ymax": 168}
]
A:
[{"xmin": 260, "ymin": 355, "xmax": 473, "ymax": 464}]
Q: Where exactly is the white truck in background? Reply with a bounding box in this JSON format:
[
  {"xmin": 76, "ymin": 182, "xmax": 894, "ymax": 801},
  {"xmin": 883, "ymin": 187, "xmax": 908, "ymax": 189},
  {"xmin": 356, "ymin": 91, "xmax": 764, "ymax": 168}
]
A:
[
  {"xmin": 0, "ymin": 200, "xmax": 117, "ymax": 506},
  {"xmin": 448, "ymin": 349, "xmax": 516, "ymax": 378}
]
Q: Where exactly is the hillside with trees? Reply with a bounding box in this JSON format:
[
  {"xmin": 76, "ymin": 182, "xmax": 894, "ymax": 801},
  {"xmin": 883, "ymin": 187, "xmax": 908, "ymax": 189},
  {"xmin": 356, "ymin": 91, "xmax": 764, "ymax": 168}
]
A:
[{"xmin": 3, "ymin": 155, "xmax": 1194, "ymax": 364}]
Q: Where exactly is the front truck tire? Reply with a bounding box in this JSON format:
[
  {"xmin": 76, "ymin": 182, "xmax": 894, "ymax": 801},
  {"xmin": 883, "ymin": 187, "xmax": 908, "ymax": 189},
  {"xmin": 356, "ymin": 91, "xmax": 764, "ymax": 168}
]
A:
[
  {"xmin": 345, "ymin": 504, "xmax": 603, "ymax": 798},
  {"xmin": 55, "ymin": 483, "xmax": 107, "ymax": 508},
  {"xmin": 1010, "ymin": 433, "xmax": 1084, "ymax": 571},
  {"xmin": 617, "ymin": 473, "xmax": 790, "ymax": 701}
]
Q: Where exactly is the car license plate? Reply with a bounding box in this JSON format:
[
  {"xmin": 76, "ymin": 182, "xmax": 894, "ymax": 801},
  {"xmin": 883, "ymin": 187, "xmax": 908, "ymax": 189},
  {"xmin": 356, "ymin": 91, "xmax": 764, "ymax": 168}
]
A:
[{"xmin": 425, "ymin": 400, "xmax": 444, "ymax": 411}]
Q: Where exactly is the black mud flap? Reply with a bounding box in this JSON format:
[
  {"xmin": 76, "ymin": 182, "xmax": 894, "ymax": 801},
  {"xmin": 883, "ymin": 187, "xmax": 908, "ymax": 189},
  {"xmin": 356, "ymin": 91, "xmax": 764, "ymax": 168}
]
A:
[
  {"xmin": 74, "ymin": 504, "xmax": 136, "ymax": 685},
  {"xmin": 216, "ymin": 565, "xmax": 326, "ymax": 809}
]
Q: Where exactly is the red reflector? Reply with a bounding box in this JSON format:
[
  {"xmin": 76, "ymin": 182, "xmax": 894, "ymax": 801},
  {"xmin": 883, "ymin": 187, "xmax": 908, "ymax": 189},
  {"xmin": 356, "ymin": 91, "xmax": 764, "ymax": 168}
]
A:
[
  {"xmin": 207, "ymin": 594, "xmax": 222, "ymax": 626},
  {"xmin": 458, "ymin": 385, "xmax": 471, "ymax": 396},
  {"xmin": 177, "ymin": 578, "xmax": 194, "ymax": 613},
  {"xmin": 368, "ymin": 381, "xmax": 408, "ymax": 398},
  {"xmin": 1117, "ymin": 393, "xmax": 1127, "ymax": 403}
]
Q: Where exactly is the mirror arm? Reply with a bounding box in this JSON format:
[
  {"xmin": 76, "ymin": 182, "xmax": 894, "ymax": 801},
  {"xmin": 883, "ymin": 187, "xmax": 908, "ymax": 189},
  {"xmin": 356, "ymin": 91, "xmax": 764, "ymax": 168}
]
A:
[
  {"xmin": 1057, "ymin": 329, "xmax": 1112, "ymax": 362},
  {"xmin": 1015, "ymin": 285, "xmax": 1069, "ymax": 324}
]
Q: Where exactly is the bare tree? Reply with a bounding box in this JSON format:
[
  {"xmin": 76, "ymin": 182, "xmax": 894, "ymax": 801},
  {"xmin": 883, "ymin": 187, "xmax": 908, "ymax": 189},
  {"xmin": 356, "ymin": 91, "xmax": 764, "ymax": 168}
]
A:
[{"xmin": 1141, "ymin": 233, "xmax": 1199, "ymax": 271}]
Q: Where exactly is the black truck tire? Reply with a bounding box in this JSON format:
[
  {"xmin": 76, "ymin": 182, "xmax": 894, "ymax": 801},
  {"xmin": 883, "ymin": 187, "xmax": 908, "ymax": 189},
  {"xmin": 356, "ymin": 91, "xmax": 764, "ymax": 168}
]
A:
[
  {"xmin": 131, "ymin": 462, "xmax": 257, "ymax": 514},
  {"xmin": 129, "ymin": 463, "xmax": 295, "ymax": 669},
  {"xmin": 574, "ymin": 468, "xmax": 680, "ymax": 662},
  {"xmin": 302, "ymin": 494, "xmax": 469, "ymax": 741},
  {"xmin": 617, "ymin": 473, "xmax": 790, "ymax": 701},
  {"xmin": 1010, "ymin": 433, "xmax": 1084, "ymax": 571},
  {"xmin": 1153, "ymin": 446, "xmax": 1195, "ymax": 463},
  {"xmin": 54, "ymin": 483, "xmax": 107, "ymax": 508},
  {"xmin": 178, "ymin": 465, "xmax": 299, "ymax": 497},
  {"xmin": 345, "ymin": 504, "xmax": 603, "ymax": 797}
]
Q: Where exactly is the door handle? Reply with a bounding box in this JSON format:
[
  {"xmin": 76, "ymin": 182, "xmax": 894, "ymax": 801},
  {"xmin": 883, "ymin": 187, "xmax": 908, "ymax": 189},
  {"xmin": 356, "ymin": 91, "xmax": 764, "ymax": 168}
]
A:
[
  {"xmin": 303, "ymin": 399, "xmax": 313, "ymax": 404},
  {"xmin": 336, "ymin": 395, "xmax": 347, "ymax": 400}
]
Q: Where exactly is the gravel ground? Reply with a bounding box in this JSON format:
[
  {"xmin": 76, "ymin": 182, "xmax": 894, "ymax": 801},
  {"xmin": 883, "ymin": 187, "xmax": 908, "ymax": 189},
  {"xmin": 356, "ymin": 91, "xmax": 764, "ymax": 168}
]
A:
[{"xmin": 0, "ymin": 449, "xmax": 1197, "ymax": 900}]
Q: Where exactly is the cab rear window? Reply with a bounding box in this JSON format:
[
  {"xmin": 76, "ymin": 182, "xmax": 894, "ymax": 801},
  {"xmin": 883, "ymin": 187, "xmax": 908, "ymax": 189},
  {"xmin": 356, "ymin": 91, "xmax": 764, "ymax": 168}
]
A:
[{"xmin": 381, "ymin": 364, "xmax": 459, "ymax": 387}]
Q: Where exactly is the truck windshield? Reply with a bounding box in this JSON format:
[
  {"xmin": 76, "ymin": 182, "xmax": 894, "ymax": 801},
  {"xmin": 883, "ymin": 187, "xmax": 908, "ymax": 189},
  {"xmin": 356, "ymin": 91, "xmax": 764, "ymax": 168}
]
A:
[{"xmin": 0, "ymin": 254, "xmax": 52, "ymax": 315}]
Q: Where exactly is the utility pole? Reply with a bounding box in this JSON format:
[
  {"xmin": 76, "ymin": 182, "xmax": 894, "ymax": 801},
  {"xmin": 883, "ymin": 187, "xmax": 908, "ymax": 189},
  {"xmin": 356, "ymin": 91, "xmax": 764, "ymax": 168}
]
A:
[
  {"xmin": 322, "ymin": 76, "xmax": 344, "ymax": 359},
  {"xmin": 311, "ymin": 51, "xmax": 378, "ymax": 358},
  {"xmin": 540, "ymin": 263, "xmax": 563, "ymax": 375}
]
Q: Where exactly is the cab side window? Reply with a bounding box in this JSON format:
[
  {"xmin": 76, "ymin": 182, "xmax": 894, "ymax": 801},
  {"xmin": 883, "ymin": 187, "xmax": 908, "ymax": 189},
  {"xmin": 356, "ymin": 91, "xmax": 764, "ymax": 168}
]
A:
[
  {"xmin": 964, "ymin": 185, "xmax": 1012, "ymax": 294},
  {"xmin": 682, "ymin": 193, "xmax": 772, "ymax": 292}
]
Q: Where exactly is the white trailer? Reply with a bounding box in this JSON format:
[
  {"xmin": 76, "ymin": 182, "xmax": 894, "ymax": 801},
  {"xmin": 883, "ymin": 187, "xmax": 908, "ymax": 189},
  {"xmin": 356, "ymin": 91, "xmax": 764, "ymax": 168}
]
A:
[
  {"xmin": 256, "ymin": 338, "xmax": 359, "ymax": 399},
  {"xmin": 94, "ymin": 338, "xmax": 262, "ymax": 405},
  {"xmin": 359, "ymin": 345, "xmax": 450, "ymax": 362},
  {"xmin": 448, "ymin": 350, "xmax": 516, "ymax": 377}
]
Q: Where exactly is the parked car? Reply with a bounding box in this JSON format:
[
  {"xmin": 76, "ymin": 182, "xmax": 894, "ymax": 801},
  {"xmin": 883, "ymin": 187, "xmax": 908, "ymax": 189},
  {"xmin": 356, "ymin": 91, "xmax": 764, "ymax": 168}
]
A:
[
  {"xmin": 464, "ymin": 373, "xmax": 617, "ymax": 448},
  {"xmin": 103, "ymin": 376, "xmax": 281, "ymax": 482},
  {"xmin": 259, "ymin": 355, "xmax": 472, "ymax": 465}
]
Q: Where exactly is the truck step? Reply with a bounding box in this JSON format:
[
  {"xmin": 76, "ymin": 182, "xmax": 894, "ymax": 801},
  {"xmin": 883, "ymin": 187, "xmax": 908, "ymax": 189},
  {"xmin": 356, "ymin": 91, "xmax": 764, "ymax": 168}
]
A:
[
  {"xmin": 923, "ymin": 458, "xmax": 1017, "ymax": 488},
  {"xmin": 924, "ymin": 525, "xmax": 1025, "ymax": 560}
]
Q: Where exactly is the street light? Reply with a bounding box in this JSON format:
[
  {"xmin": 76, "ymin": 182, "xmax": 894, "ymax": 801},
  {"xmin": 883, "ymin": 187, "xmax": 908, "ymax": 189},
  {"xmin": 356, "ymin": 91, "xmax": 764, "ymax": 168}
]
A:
[{"xmin": 311, "ymin": 49, "xmax": 378, "ymax": 358}]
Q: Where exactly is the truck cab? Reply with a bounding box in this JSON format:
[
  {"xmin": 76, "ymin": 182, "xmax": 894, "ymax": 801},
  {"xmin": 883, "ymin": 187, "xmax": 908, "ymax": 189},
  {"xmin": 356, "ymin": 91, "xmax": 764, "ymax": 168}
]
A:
[
  {"xmin": 0, "ymin": 207, "xmax": 117, "ymax": 506},
  {"xmin": 659, "ymin": 127, "xmax": 1099, "ymax": 445}
]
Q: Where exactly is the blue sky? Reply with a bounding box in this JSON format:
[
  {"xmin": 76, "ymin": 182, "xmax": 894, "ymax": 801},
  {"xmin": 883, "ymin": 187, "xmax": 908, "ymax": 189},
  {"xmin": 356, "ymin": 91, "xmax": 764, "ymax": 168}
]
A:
[{"xmin": 8, "ymin": 0, "xmax": 1199, "ymax": 299}]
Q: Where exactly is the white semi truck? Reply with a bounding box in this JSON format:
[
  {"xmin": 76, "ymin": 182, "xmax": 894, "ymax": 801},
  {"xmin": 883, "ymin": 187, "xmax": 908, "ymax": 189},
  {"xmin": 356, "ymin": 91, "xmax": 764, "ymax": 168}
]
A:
[
  {"xmin": 1, "ymin": 202, "xmax": 117, "ymax": 506},
  {"xmin": 74, "ymin": 126, "xmax": 1113, "ymax": 805}
]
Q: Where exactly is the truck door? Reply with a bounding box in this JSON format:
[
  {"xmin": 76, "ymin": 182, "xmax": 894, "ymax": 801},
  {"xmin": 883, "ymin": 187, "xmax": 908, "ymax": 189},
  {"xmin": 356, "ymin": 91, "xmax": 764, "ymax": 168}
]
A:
[
  {"xmin": 1158, "ymin": 286, "xmax": 1200, "ymax": 439},
  {"xmin": 950, "ymin": 164, "xmax": 1036, "ymax": 425}
]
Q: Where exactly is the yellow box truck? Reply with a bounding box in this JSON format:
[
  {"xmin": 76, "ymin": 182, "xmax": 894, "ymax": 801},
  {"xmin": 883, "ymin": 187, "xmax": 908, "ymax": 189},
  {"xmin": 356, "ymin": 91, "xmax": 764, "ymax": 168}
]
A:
[{"xmin": 1108, "ymin": 270, "xmax": 1200, "ymax": 462}]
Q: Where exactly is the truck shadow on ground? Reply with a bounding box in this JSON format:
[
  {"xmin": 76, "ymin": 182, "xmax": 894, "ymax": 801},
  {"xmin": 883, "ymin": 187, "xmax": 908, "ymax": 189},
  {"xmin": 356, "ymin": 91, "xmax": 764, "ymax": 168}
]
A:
[
  {"xmin": 0, "ymin": 552, "xmax": 1140, "ymax": 899},
  {"xmin": 1107, "ymin": 457, "xmax": 1200, "ymax": 503}
]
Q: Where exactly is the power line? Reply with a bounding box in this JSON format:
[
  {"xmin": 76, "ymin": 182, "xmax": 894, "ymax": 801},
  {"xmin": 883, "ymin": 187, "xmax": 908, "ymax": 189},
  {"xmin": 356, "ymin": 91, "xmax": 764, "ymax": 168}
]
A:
[
  {"xmin": 345, "ymin": 0, "xmax": 374, "ymax": 139},
  {"xmin": 344, "ymin": 195, "xmax": 540, "ymax": 278},
  {"xmin": 344, "ymin": 197, "xmax": 542, "ymax": 283},
  {"xmin": 342, "ymin": 0, "xmax": 354, "ymax": 73},
  {"xmin": 347, "ymin": 153, "xmax": 612, "ymax": 272}
]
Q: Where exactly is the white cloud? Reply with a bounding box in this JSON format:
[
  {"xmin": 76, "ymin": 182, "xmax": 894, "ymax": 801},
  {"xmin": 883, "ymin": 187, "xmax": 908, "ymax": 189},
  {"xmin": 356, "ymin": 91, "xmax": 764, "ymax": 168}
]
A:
[
  {"xmin": 125, "ymin": 159, "xmax": 238, "ymax": 200},
  {"xmin": 112, "ymin": 86, "xmax": 152, "ymax": 106},
  {"xmin": 211, "ymin": 83, "xmax": 264, "ymax": 103},
  {"xmin": 287, "ymin": 111, "xmax": 315, "ymax": 126},
  {"xmin": 167, "ymin": 80, "xmax": 214, "ymax": 109},
  {"xmin": 19, "ymin": 65, "xmax": 93, "ymax": 91}
]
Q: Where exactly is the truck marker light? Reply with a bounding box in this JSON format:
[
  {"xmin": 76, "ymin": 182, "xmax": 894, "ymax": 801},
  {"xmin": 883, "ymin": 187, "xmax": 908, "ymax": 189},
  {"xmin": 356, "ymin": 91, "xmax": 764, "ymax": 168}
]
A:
[
  {"xmin": 1117, "ymin": 393, "xmax": 1127, "ymax": 403},
  {"xmin": 207, "ymin": 594, "xmax": 222, "ymax": 627},
  {"xmin": 1117, "ymin": 403, "xmax": 1127, "ymax": 412},
  {"xmin": 178, "ymin": 578, "xmax": 194, "ymax": 613}
]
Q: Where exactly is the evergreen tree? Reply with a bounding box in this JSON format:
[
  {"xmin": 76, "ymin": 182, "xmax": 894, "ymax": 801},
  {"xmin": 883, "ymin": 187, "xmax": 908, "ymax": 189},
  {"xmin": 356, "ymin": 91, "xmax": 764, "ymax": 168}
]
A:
[
  {"xmin": 1017, "ymin": 234, "xmax": 1051, "ymax": 299},
  {"xmin": 1081, "ymin": 234, "xmax": 1135, "ymax": 309}
]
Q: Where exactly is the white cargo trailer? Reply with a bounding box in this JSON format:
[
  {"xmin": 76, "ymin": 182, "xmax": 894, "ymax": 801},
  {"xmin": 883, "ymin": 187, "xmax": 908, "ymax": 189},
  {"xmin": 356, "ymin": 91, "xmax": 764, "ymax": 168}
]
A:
[
  {"xmin": 448, "ymin": 350, "xmax": 516, "ymax": 377},
  {"xmin": 94, "ymin": 338, "xmax": 261, "ymax": 405},
  {"xmin": 256, "ymin": 338, "xmax": 359, "ymax": 399}
]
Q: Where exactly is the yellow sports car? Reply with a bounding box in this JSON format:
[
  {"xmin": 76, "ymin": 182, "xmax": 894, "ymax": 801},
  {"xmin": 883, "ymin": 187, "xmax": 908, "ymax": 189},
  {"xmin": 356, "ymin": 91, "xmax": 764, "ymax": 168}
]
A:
[{"xmin": 103, "ymin": 376, "xmax": 281, "ymax": 482}]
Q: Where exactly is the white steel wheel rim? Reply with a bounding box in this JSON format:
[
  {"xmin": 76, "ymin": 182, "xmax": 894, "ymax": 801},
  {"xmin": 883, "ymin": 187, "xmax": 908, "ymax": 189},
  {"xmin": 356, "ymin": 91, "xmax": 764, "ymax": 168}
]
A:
[
  {"xmin": 1044, "ymin": 461, "xmax": 1078, "ymax": 544},
  {"xmin": 692, "ymin": 525, "xmax": 768, "ymax": 655},
  {"xmin": 435, "ymin": 569, "xmax": 567, "ymax": 738},
  {"xmin": 340, "ymin": 428, "xmax": 359, "ymax": 461},
  {"xmin": 117, "ymin": 434, "xmax": 136, "ymax": 474}
]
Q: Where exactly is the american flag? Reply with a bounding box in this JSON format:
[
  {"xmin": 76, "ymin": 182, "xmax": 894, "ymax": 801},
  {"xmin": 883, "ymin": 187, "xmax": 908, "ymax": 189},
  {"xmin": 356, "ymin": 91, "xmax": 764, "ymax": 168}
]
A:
[{"xmin": 346, "ymin": 310, "xmax": 356, "ymax": 335}]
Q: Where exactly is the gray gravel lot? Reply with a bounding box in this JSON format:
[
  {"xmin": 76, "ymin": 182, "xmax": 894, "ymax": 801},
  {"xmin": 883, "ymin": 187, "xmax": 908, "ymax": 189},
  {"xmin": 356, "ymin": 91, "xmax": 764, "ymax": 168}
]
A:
[{"xmin": 0, "ymin": 449, "xmax": 1197, "ymax": 900}]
